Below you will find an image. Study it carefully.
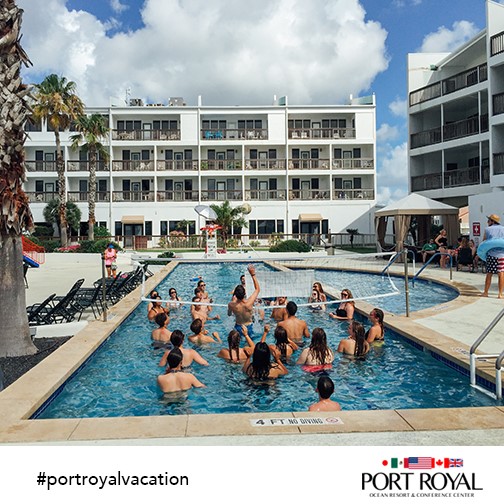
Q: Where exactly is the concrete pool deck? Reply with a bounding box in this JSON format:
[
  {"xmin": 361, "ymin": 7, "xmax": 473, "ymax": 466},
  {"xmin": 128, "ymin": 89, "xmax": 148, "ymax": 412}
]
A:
[{"xmin": 2, "ymin": 250, "xmax": 504, "ymax": 445}]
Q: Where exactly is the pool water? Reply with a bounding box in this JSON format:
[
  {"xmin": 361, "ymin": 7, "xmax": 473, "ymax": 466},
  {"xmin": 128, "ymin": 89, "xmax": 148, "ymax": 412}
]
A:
[{"xmin": 36, "ymin": 263, "xmax": 497, "ymax": 419}]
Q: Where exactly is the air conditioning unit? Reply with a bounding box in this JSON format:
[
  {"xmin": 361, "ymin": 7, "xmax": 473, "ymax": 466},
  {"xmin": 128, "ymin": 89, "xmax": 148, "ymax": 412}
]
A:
[
  {"xmin": 169, "ymin": 97, "xmax": 186, "ymax": 107},
  {"xmin": 129, "ymin": 98, "xmax": 144, "ymax": 106}
]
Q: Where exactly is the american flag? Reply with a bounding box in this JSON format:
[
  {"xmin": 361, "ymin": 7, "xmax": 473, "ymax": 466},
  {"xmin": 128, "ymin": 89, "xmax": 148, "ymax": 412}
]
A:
[
  {"xmin": 404, "ymin": 457, "xmax": 435, "ymax": 469},
  {"xmin": 444, "ymin": 458, "xmax": 463, "ymax": 468}
]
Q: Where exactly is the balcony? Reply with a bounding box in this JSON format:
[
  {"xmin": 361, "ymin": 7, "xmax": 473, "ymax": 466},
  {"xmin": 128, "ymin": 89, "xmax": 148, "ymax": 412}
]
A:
[
  {"xmin": 157, "ymin": 160, "xmax": 198, "ymax": 171},
  {"xmin": 200, "ymin": 128, "xmax": 268, "ymax": 140},
  {"xmin": 200, "ymin": 159, "xmax": 242, "ymax": 171},
  {"xmin": 333, "ymin": 189, "xmax": 374, "ymax": 200},
  {"xmin": 494, "ymin": 152, "xmax": 504, "ymax": 175},
  {"xmin": 200, "ymin": 189, "xmax": 243, "ymax": 201},
  {"xmin": 112, "ymin": 129, "xmax": 180, "ymax": 141},
  {"xmin": 67, "ymin": 191, "xmax": 110, "ymax": 202},
  {"xmin": 112, "ymin": 160, "xmax": 154, "ymax": 171},
  {"xmin": 443, "ymin": 115, "xmax": 486, "ymax": 141},
  {"xmin": 290, "ymin": 189, "xmax": 330, "ymax": 200},
  {"xmin": 67, "ymin": 161, "xmax": 108, "ymax": 172},
  {"xmin": 444, "ymin": 166, "xmax": 482, "ymax": 188},
  {"xmin": 411, "ymin": 173, "xmax": 442, "ymax": 191},
  {"xmin": 491, "ymin": 30, "xmax": 504, "ymax": 56},
  {"xmin": 245, "ymin": 159, "xmax": 286, "ymax": 170},
  {"xmin": 244, "ymin": 189, "xmax": 287, "ymax": 201},
  {"xmin": 288, "ymin": 159, "xmax": 330, "ymax": 170},
  {"xmin": 112, "ymin": 191, "xmax": 155, "ymax": 202},
  {"xmin": 25, "ymin": 191, "xmax": 58, "ymax": 203},
  {"xmin": 332, "ymin": 158, "xmax": 374, "ymax": 169},
  {"xmin": 288, "ymin": 127, "xmax": 356, "ymax": 139},
  {"xmin": 157, "ymin": 190, "xmax": 199, "ymax": 201},
  {"xmin": 410, "ymin": 127, "xmax": 442, "ymax": 149},
  {"xmin": 25, "ymin": 160, "xmax": 57, "ymax": 172},
  {"xmin": 493, "ymin": 92, "xmax": 504, "ymax": 116}
]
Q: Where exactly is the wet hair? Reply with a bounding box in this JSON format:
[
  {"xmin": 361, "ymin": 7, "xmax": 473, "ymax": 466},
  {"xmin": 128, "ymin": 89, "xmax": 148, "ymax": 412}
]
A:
[
  {"xmin": 240, "ymin": 274, "xmax": 245, "ymax": 283},
  {"xmin": 227, "ymin": 329, "xmax": 241, "ymax": 362},
  {"xmin": 194, "ymin": 287, "xmax": 202, "ymax": 296},
  {"xmin": 167, "ymin": 347, "xmax": 183, "ymax": 370},
  {"xmin": 308, "ymin": 328, "xmax": 332, "ymax": 364},
  {"xmin": 154, "ymin": 312, "xmax": 168, "ymax": 328},
  {"xmin": 170, "ymin": 330, "xmax": 185, "ymax": 348},
  {"xmin": 274, "ymin": 326, "xmax": 289, "ymax": 360},
  {"xmin": 317, "ymin": 376, "xmax": 335, "ymax": 400},
  {"xmin": 286, "ymin": 301, "xmax": 297, "ymax": 316},
  {"xmin": 370, "ymin": 308, "xmax": 384, "ymax": 339},
  {"xmin": 234, "ymin": 284, "xmax": 246, "ymax": 300},
  {"xmin": 341, "ymin": 289, "xmax": 355, "ymax": 305},
  {"xmin": 149, "ymin": 290, "xmax": 159, "ymax": 298},
  {"xmin": 350, "ymin": 321, "xmax": 367, "ymax": 357},
  {"xmin": 190, "ymin": 318, "xmax": 203, "ymax": 334},
  {"xmin": 313, "ymin": 282, "xmax": 325, "ymax": 294},
  {"xmin": 197, "ymin": 280, "xmax": 205, "ymax": 288},
  {"xmin": 246, "ymin": 342, "xmax": 272, "ymax": 380}
]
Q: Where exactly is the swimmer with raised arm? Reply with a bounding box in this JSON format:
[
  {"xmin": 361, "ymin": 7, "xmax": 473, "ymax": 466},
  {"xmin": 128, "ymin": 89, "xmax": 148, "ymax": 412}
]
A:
[
  {"xmin": 228, "ymin": 264, "xmax": 260, "ymax": 337},
  {"xmin": 217, "ymin": 324, "xmax": 256, "ymax": 363}
]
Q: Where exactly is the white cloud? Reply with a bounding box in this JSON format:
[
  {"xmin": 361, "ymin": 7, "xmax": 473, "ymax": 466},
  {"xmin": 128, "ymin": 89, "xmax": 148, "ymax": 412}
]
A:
[
  {"xmin": 389, "ymin": 97, "xmax": 407, "ymax": 118},
  {"xmin": 377, "ymin": 123, "xmax": 400, "ymax": 143},
  {"xmin": 376, "ymin": 142, "xmax": 408, "ymax": 205},
  {"xmin": 110, "ymin": 0, "xmax": 128, "ymax": 14},
  {"xmin": 419, "ymin": 20, "xmax": 480, "ymax": 53},
  {"xmin": 18, "ymin": 0, "xmax": 389, "ymax": 106}
]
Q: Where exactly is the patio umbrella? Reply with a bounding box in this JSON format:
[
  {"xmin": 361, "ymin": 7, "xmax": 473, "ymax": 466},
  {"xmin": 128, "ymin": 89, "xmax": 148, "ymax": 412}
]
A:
[{"xmin": 194, "ymin": 205, "xmax": 217, "ymax": 221}]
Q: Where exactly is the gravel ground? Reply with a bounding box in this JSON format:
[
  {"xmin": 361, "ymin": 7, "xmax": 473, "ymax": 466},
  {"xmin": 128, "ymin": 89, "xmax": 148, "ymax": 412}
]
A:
[{"xmin": 0, "ymin": 337, "xmax": 71, "ymax": 390}]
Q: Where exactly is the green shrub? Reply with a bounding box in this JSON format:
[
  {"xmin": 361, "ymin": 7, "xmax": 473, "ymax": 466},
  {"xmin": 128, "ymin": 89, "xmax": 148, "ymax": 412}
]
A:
[
  {"xmin": 94, "ymin": 225, "xmax": 110, "ymax": 238},
  {"xmin": 32, "ymin": 225, "xmax": 53, "ymax": 237},
  {"xmin": 269, "ymin": 239, "xmax": 311, "ymax": 253},
  {"xmin": 250, "ymin": 240, "xmax": 261, "ymax": 248},
  {"xmin": 158, "ymin": 251, "xmax": 175, "ymax": 258},
  {"xmin": 40, "ymin": 240, "xmax": 61, "ymax": 253}
]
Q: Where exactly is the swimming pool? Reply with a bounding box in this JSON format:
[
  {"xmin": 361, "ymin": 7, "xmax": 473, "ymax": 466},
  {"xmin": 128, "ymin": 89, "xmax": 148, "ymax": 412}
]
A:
[{"xmin": 35, "ymin": 262, "xmax": 497, "ymax": 419}]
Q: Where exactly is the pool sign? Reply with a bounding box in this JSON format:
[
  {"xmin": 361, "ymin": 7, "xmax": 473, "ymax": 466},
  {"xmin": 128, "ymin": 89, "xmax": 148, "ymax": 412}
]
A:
[
  {"xmin": 251, "ymin": 417, "xmax": 343, "ymax": 426},
  {"xmin": 473, "ymin": 222, "xmax": 480, "ymax": 236}
]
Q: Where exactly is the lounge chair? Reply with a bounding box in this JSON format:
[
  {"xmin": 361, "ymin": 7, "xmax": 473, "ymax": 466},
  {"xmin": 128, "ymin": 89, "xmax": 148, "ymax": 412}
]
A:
[
  {"xmin": 27, "ymin": 293, "xmax": 57, "ymax": 326},
  {"xmin": 456, "ymin": 247, "xmax": 474, "ymax": 272}
]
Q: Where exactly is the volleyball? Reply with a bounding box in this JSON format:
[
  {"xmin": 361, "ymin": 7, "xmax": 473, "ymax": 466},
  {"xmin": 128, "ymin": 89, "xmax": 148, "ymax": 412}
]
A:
[{"xmin": 241, "ymin": 203, "xmax": 252, "ymax": 215}]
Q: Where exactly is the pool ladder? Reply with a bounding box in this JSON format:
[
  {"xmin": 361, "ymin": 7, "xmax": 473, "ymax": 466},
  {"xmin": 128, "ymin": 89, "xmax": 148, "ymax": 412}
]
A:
[{"xmin": 470, "ymin": 307, "xmax": 504, "ymax": 400}]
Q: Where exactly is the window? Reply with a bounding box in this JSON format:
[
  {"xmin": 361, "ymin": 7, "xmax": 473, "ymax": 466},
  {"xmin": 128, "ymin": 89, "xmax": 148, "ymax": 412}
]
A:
[
  {"xmin": 115, "ymin": 221, "xmax": 122, "ymax": 236},
  {"xmin": 160, "ymin": 221, "xmax": 168, "ymax": 235},
  {"xmin": 322, "ymin": 220, "xmax": 329, "ymax": 235},
  {"xmin": 353, "ymin": 177, "xmax": 362, "ymax": 189},
  {"xmin": 145, "ymin": 221, "xmax": 152, "ymax": 238},
  {"xmin": 277, "ymin": 220, "xmax": 284, "ymax": 233},
  {"xmin": 292, "ymin": 220, "xmax": 299, "ymax": 234},
  {"xmin": 141, "ymin": 150, "xmax": 150, "ymax": 160},
  {"xmin": 35, "ymin": 180, "xmax": 43, "ymax": 193}
]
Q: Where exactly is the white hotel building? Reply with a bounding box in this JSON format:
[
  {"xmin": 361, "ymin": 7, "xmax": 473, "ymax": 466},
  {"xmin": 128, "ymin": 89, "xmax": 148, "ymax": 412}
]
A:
[
  {"xmin": 407, "ymin": 0, "xmax": 504, "ymax": 236},
  {"xmin": 24, "ymin": 95, "xmax": 377, "ymax": 247}
]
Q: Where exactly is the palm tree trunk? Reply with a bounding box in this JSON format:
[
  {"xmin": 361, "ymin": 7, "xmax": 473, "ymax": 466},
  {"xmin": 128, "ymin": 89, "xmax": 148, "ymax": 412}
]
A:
[
  {"xmin": 88, "ymin": 147, "xmax": 97, "ymax": 241},
  {"xmin": 0, "ymin": 0, "xmax": 36, "ymax": 356},
  {"xmin": 54, "ymin": 129, "xmax": 68, "ymax": 246}
]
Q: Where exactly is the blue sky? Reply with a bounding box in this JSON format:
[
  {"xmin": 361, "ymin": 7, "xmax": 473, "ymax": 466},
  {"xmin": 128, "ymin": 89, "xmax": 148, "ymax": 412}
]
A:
[{"xmin": 17, "ymin": 0, "xmax": 492, "ymax": 204}]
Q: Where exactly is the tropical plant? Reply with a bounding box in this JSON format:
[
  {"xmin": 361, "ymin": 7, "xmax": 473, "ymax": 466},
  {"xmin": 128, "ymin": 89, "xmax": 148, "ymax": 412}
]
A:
[
  {"xmin": 0, "ymin": 1, "xmax": 37, "ymax": 356},
  {"xmin": 70, "ymin": 114, "xmax": 109, "ymax": 241},
  {"xmin": 269, "ymin": 239, "xmax": 311, "ymax": 253},
  {"xmin": 33, "ymin": 74, "xmax": 84, "ymax": 246},
  {"xmin": 210, "ymin": 200, "xmax": 248, "ymax": 250},
  {"xmin": 346, "ymin": 228, "xmax": 359, "ymax": 248},
  {"xmin": 43, "ymin": 199, "xmax": 82, "ymax": 238}
]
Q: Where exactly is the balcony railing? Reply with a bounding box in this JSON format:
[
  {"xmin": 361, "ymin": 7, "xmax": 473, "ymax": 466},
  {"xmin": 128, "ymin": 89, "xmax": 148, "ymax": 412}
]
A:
[
  {"xmin": 67, "ymin": 161, "xmax": 108, "ymax": 172},
  {"xmin": 332, "ymin": 158, "xmax": 374, "ymax": 169},
  {"xmin": 494, "ymin": 153, "xmax": 504, "ymax": 175},
  {"xmin": 410, "ymin": 127, "xmax": 442, "ymax": 149},
  {"xmin": 25, "ymin": 191, "xmax": 58, "ymax": 203},
  {"xmin": 491, "ymin": 30, "xmax": 504, "ymax": 56},
  {"xmin": 112, "ymin": 191, "xmax": 155, "ymax": 202},
  {"xmin": 443, "ymin": 116, "xmax": 482, "ymax": 141},
  {"xmin": 245, "ymin": 189, "xmax": 287, "ymax": 201},
  {"xmin": 245, "ymin": 159, "xmax": 286, "ymax": 170},
  {"xmin": 25, "ymin": 160, "xmax": 57, "ymax": 172},
  {"xmin": 333, "ymin": 189, "xmax": 374, "ymax": 200},
  {"xmin": 493, "ymin": 92, "xmax": 504, "ymax": 116},
  {"xmin": 112, "ymin": 129, "xmax": 180, "ymax": 141},
  {"xmin": 288, "ymin": 127, "xmax": 356, "ymax": 139},
  {"xmin": 411, "ymin": 173, "xmax": 442, "ymax": 191},
  {"xmin": 200, "ymin": 159, "xmax": 242, "ymax": 170},
  {"xmin": 201, "ymin": 189, "xmax": 243, "ymax": 201},
  {"xmin": 409, "ymin": 63, "xmax": 487, "ymax": 106},
  {"xmin": 444, "ymin": 166, "xmax": 481, "ymax": 188},
  {"xmin": 290, "ymin": 189, "xmax": 330, "ymax": 200},
  {"xmin": 157, "ymin": 190, "xmax": 199, "ymax": 201},
  {"xmin": 201, "ymin": 128, "xmax": 268, "ymax": 140},
  {"xmin": 289, "ymin": 159, "xmax": 330, "ymax": 170},
  {"xmin": 112, "ymin": 160, "xmax": 154, "ymax": 171},
  {"xmin": 67, "ymin": 191, "xmax": 110, "ymax": 202},
  {"xmin": 157, "ymin": 160, "xmax": 198, "ymax": 171}
]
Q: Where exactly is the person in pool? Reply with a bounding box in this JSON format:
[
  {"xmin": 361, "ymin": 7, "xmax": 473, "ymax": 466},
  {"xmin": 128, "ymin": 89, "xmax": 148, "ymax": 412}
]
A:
[
  {"xmin": 308, "ymin": 376, "xmax": 341, "ymax": 412},
  {"xmin": 228, "ymin": 264, "xmax": 260, "ymax": 337},
  {"xmin": 337, "ymin": 321, "xmax": 369, "ymax": 357},
  {"xmin": 269, "ymin": 325, "xmax": 298, "ymax": 361},
  {"xmin": 188, "ymin": 318, "xmax": 221, "ymax": 345},
  {"xmin": 167, "ymin": 287, "xmax": 182, "ymax": 309},
  {"xmin": 148, "ymin": 295, "xmax": 169, "ymax": 322},
  {"xmin": 366, "ymin": 308, "xmax": 385, "ymax": 344},
  {"xmin": 277, "ymin": 301, "xmax": 310, "ymax": 343},
  {"xmin": 270, "ymin": 296, "xmax": 288, "ymax": 322},
  {"xmin": 158, "ymin": 330, "xmax": 208, "ymax": 368},
  {"xmin": 329, "ymin": 288, "xmax": 355, "ymax": 321},
  {"xmin": 243, "ymin": 341, "xmax": 288, "ymax": 381},
  {"xmin": 157, "ymin": 348, "xmax": 206, "ymax": 393},
  {"xmin": 217, "ymin": 324, "xmax": 256, "ymax": 363},
  {"xmin": 151, "ymin": 312, "xmax": 172, "ymax": 348},
  {"xmin": 296, "ymin": 327, "xmax": 334, "ymax": 368}
]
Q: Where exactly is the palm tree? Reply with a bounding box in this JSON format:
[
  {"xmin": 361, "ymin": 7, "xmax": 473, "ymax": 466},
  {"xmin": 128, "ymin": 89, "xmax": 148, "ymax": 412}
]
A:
[
  {"xmin": 70, "ymin": 114, "xmax": 109, "ymax": 241},
  {"xmin": 210, "ymin": 200, "xmax": 248, "ymax": 250},
  {"xmin": 33, "ymin": 74, "xmax": 84, "ymax": 246},
  {"xmin": 43, "ymin": 200, "xmax": 82, "ymax": 238},
  {"xmin": 0, "ymin": 1, "xmax": 37, "ymax": 356}
]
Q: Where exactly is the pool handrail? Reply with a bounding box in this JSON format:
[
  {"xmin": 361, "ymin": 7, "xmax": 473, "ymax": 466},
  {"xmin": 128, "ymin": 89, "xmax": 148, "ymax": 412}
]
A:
[
  {"xmin": 381, "ymin": 249, "xmax": 416, "ymax": 276},
  {"xmin": 469, "ymin": 307, "xmax": 504, "ymax": 400},
  {"xmin": 412, "ymin": 252, "xmax": 453, "ymax": 285}
]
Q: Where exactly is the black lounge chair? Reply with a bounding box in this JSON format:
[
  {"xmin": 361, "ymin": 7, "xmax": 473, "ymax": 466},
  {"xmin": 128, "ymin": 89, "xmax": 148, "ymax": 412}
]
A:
[
  {"xmin": 72, "ymin": 284, "xmax": 104, "ymax": 319},
  {"xmin": 27, "ymin": 293, "xmax": 57, "ymax": 326},
  {"xmin": 456, "ymin": 247, "xmax": 473, "ymax": 272}
]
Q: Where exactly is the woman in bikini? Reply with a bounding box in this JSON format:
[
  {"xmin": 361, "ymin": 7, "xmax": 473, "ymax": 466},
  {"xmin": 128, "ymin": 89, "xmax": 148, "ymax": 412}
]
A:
[
  {"xmin": 337, "ymin": 321, "xmax": 369, "ymax": 357},
  {"xmin": 217, "ymin": 324, "xmax": 256, "ymax": 363},
  {"xmin": 243, "ymin": 342, "xmax": 288, "ymax": 381},
  {"xmin": 296, "ymin": 327, "xmax": 334, "ymax": 368},
  {"xmin": 167, "ymin": 287, "xmax": 182, "ymax": 309},
  {"xmin": 269, "ymin": 326, "xmax": 298, "ymax": 361},
  {"xmin": 309, "ymin": 282, "xmax": 327, "ymax": 312},
  {"xmin": 366, "ymin": 308, "xmax": 385, "ymax": 344},
  {"xmin": 329, "ymin": 288, "xmax": 355, "ymax": 321},
  {"xmin": 148, "ymin": 295, "xmax": 169, "ymax": 321}
]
